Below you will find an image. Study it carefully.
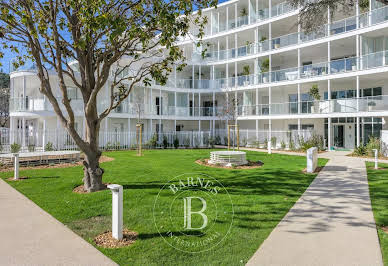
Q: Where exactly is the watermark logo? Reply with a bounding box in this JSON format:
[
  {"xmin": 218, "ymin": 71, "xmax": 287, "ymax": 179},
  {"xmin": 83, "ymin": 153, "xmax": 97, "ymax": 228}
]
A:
[{"xmin": 153, "ymin": 173, "xmax": 234, "ymax": 253}]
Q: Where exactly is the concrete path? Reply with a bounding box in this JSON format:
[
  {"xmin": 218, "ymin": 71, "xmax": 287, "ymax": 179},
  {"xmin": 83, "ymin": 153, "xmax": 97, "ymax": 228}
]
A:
[
  {"xmin": 0, "ymin": 178, "xmax": 117, "ymax": 266},
  {"xmin": 247, "ymin": 151, "xmax": 383, "ymax": 266}
]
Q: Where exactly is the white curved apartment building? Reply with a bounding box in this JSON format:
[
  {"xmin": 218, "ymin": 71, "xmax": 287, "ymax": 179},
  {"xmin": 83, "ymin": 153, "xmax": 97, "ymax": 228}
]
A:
[{"xmin": 8, "ymin": 0, "xmax": 388, "ymax": 150}]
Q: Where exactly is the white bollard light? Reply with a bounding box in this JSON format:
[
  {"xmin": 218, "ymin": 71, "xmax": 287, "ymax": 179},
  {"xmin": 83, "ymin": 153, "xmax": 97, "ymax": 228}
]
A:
[
  {"xmin": 307, "ymin": 147, "xmax": 318, "ymax": 173},
  {"xmin": 107, "ymin": 184, "xmax": 123, "ymax": 240},
  {"xmin": 373, "ymin": 149, "xmax": 378, "ymax": 170},
  {"xmin": 13, "ymin": 153, "xmax": 19, "ymax": 180},
  {"xmin": 268, "ymin": 140, "xmax": 272, "ymax": 154}
]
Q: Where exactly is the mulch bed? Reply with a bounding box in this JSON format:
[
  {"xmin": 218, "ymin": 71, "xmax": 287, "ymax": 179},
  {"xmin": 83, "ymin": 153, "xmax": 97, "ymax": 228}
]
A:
[
  {"xmin": 0, "ymin": 155, "xmax": 114, "ymax": 172},
  {"xmin": 94, "ymin": 229, "xmax": 138, "ymax": 248},
  {"xmin": 381, "ymin": 226, "xmax": 388, "ymax": 234},
  {"xmin": 195, "ymin": 159, "xmax": 263, "ymax": 169},
  {"xmin": 73, "ymin": 183, "xmax": 111, "ymax": 194},
  {"xmin": 6, "ymin": 176, "xmax": 29, "ymax": 181},
  {"xmin": 302, "ymin": 166, "xmax": 324, "ymax": 174}
]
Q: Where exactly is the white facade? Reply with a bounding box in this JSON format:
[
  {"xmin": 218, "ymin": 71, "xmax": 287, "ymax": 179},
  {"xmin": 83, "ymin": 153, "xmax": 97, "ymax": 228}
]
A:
[{"xmin": 8, "ymin": 0, "xmax": 388, "ymax": 150}]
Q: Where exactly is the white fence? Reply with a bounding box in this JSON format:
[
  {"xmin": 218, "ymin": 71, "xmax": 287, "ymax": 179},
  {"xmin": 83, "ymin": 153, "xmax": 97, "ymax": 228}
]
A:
[{"xmin": 0, "ymin": 128, "xmax": 314, "ymax": 152}]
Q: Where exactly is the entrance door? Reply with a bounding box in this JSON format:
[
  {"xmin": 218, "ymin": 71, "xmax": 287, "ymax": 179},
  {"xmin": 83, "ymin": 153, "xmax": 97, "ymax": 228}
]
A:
[{"xmin": 334, "ymin": 125, "xmax": 344, "ymax": 148}]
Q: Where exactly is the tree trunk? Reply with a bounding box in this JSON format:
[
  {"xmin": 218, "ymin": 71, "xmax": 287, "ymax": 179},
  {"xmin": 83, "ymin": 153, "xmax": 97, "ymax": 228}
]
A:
[{"xmin": 82, "ymin": 151, "xmax": 106, "ymax": 192}]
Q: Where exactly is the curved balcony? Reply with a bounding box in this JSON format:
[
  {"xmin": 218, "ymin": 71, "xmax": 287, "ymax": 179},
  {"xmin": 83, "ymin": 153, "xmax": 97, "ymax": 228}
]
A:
[
  {"xmin": 205, "ymin": 1, "xmax": 295, "ymax": 37},
  {"xmin": 9, "ymin": 97, "xmax": 84, "ymax": 113},
  {"xmin": 192, "ymin": 5, "xmax": 388, "ymax": 64},
  {"xmin": 237, "ymin": 95, "xmax": 388, "ymax": 117}
]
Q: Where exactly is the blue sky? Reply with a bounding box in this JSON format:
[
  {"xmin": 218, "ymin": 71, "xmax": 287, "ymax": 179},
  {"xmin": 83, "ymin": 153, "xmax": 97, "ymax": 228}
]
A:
[{"xmin": 0, "ymin": 0, "xmax": 230, "ymax": 73}]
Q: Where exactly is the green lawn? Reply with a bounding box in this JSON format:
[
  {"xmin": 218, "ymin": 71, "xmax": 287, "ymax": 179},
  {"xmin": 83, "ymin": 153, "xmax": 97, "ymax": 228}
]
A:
[
  {"xmin": 2, "ymin": 149, "xmax": 327, "ymax": 265},
  {"xmin": 366, "ymin": 162, "xmax": 388, "ymax": 265}
]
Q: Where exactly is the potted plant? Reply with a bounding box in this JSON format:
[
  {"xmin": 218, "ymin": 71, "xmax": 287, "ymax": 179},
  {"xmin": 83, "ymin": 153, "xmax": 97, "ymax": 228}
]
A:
[
  {"xmin": 308, "ymin": 84, "xmax": 320, "ymax": 113},
  {"xmin": 259, "ymin": 36, "xmax": 267, "ymax": 52},
  {"xmin": 368, "ymin": 101, "xmax": 376, "ymax": 111},
  {"xmin": 261, "ymin": 58, "xmax": 270, "ymax": 83},
  {"xmin": 242, "ymin": 65, "xmax": 250, "ymax": 86}
]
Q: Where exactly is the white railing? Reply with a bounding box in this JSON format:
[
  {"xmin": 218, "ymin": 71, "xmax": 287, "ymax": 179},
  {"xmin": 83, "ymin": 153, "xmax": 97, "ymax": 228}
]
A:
[{"xmin": 0, "ymin": 128, "xmax": 315, "ymax": 152}]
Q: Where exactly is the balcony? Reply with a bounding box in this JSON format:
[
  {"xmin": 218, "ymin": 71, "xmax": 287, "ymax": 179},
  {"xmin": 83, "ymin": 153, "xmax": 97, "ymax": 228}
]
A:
[
  {"xmin": 237, "ymin": 95, "xmax": 388, "ymax": 117},
  {"xmin": 212, "ymin": 1, "xmax": 295, "ymax": 36},
  {"xmin": 9, "ymin": 97, "xmax": 84, "ymax": 113},
  {"xmin": 192, "ymin": 5, "xmax": 388, "ymax": 64},
  {"xmin": 164, "ymin": 50, "xmax": 388, "ymax": 90}
]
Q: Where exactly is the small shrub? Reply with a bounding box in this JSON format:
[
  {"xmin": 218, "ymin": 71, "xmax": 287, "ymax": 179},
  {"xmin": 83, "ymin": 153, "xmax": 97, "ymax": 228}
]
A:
[
  {"xmin": 45, "ymin": 142, "xmax": 55, "ymax": 151},
  {"xmin": 209, "ymin": 137, "xmax": 215, "ymax": 148},
  {"xmin": 241, "ymin": 138, "xmax": 247, "ymax": 147},
  {"xmin": 184, "ymin": 138, "xmax": 190, "ymax": 148},
  {"xmin": 163, "ymin": 135, "xmax": 168, "ymax": 149},
  {"xmin": 263, "ymin": 139, "xmax": 268, "ymax": 149},
  {"xmin": 204, "ymin": 135, "xmax": 210, "ymax": 147},
  {"xmin": 271, "ymin": 137, "xmax": 277, "ymax": 148},
  {"xmin": 147, "ymin": 133, "xmax": 158, "ymax": 148},
  {"xmin": 289, "ymin": 140, "xmax": 295, "ymax": 150},
  {"xmin": 366, "ymin": 137, "xmax": 381, "ymax": 156},
  {"xmin": 10, "ymin": 143, "xmax": 21, "ymax": 153},
  {"xmin": 173, "ymin": 137, "xmax": 179, "ymax": 149},
  {"xmin": 353, "ymin": 145, "xmax": 366, "ymax": 156},
  {"xmin": 281, "ymin": 141, "xmax": 286, "ymax": 150},
  {"xmin": 28, "ymin": 144, "xmax": 35, "ymax": 152},
  {"xmin": 223, "ymin": 136, "xmax": 228, "ymax": 146},
  {"xmin": 215, "ymin": 136, "xmax": 221, "ymax": 145}
]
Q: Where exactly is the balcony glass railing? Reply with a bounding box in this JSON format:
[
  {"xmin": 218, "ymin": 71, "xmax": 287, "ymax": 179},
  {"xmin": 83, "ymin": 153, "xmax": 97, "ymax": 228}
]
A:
[
  {"xmin": 210, "ymin": 1, "xmax": 296, "ymax": 36},
  {"xmin": 164, "ymin": 50, "xmax": 388, "ymax": 90},
  {"xmin": 9, "ymin": 97, "xmax": 84, "ymax": 112},
  {"xmin": 191, "ymin": 5, "xmax": 388, "ymax": 64},
  {"xmin": 237, "ymin": 95, "xmax": 388, "ymax": 117}
]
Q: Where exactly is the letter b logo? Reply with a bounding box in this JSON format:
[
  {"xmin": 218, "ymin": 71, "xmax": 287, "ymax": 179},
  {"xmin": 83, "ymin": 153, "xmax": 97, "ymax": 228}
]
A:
[{"xmin": 183, "ymin": 197, "xmax": 208, "ymax": 230}]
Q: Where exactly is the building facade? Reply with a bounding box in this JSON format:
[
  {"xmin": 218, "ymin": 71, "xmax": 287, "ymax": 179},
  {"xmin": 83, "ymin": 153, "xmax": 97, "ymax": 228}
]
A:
[{"xmin": 7, "ymin": 0, "xmax": 388, "ymax": 150}]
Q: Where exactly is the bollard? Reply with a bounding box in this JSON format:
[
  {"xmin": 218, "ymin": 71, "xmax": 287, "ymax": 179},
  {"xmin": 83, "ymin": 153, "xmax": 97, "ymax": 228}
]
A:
[
  {"xmin": 268, "ymin": 140, "xmax": 272, "ymax": 154},
  {"xmin": 107, "ymin": 184, "xmax": 123, "ymax": 240},
  {"xmin": 13, "ymin": 153, "xmax": 19, "ymax": 180},
  {"xmin": 307, "ymin": 147, "xmax": 318, "ymax": 173},
  {"xmin": 373, "ymin": 149, "xmax": 378, "ymax": 170}
]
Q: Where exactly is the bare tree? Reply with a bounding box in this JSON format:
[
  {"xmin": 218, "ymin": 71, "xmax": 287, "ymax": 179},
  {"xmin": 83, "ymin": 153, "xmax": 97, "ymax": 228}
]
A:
[{"xmin": 0, "ymin": 0, "xmax": 216, "ymax": 192}]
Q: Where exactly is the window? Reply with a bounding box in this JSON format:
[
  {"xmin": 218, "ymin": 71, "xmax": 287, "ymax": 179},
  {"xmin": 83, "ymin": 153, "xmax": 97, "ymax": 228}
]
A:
[{"xmin": 67, "ymin": 87, "xmax": 78, "ymax": 100}]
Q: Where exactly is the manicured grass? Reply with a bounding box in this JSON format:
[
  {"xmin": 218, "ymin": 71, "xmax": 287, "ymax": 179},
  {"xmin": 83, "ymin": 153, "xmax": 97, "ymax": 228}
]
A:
[
  {"xmin": 2, "ymin": 149, "xmax": 327, "ymax": 265},
  {"xmin": 366, "ymin": 162, "xmax": 388, "ymax": 265}
]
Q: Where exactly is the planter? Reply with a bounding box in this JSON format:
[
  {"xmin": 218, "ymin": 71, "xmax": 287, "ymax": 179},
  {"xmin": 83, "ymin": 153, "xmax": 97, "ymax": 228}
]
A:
[
  {"xmin": 263, "ymin": 76, "xmax": 268, "ymax": 83},
  {"xmin": 352, "ymin": 65, "xmax": 357, "ymax": 71},
  {"xmin": 274, "ymin": 44, "xmax": 280, "ymax": 49}
]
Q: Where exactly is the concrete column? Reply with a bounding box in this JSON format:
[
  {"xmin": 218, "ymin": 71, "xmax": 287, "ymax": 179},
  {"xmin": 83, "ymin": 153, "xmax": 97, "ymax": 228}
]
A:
[
  {"xmin": 235, "ymin": 3, "xmax": 238, "ymax": 27},
  {"xmin": 268, "ymin": 87, "xmax": 272, "ymax": 115},
  {"xmin": 297, "ymin": 83, "xmax": 301, "ymax": 114},
  {"xmin": 56, "ymin": 117, "xmax": 60, "ymax": 150},
  {"xmin": 210, "ymin": 11, "xmax": 213, "ymax": 35},
  {"xmin": 107, "ymin": 184, "xmax": 123, "ymax": 240},
  {"xmin": 10, "ymin": 117, "xmax": 14, "ymax": 144},
  {"xmin": 104, "ymin": 117, "xmax": 108, "ymax": 147},
  {"xmin": 226, "ymin": 6, "xmax": 229, "ymax": 31},
  {"xmin": 328, "ymin": 118, "xmax": 332, "ymax": 150},
  {"xmin": 234, "ymin": 61, "xmax": 237, "ymax": 88},
  {"xmin": 356, "ymin": 0, "xmax": 360, "ymax": 28},
  {"xmin": 256, "ymin": 88, "xmax": 259, "ymax": 115},
  {"xmin": 357, "ymin": 117, "xmax": 361, "ymax": 147},
  {"xmin": 13, "ymin": 153, "xmax": 19, "ymax": 180},
  {"xmin": 256, "ymin": 120, "xmax": 259, "ymax": 141},
  {"xmin": 212, "ymin": 91, "xmax": 215, "ymax": 118},
  {"xmin": 297, "ymin": 48, "xmax": 301, "ymax": 79},
  {"xmin": 268, "ymin": 119, "xmax": 272, "ymax": 154},
  {"xmin": 174, "ymin": 92, "xmax": 177, "ymax": 116},
  {"xmin": 356, "ymin": 75, "xmax": 360, "ymax": 112},
  {"xmin": 199, "ymin": 93, "xmax": 201, "ymax": 117},
  {"xmin": 327, "ymin": 6, "xmax": 331, "ymax": 36},
  {"xmin": 234, "ymin": 34, "xmax": 237, "ymax": 59},
  {"xmin": 42, "ymin": 119, "xmax": 46, "ymax": 151},
  {"xmin": 22, "ymin": 117, "xmax": 26, "ymax": 148},
  {"xmin": 128, "ymin": 118, "xmax": 131, "ymax": 146},
  {"xmin": 356, "ymin": 35, "xmax": 360, "ymax": 69},
  {"xmin": 328, "ymin": 41, "xmax": 331, "ymax": 74},
  {"xmin": 369, "ymin": 0, "xmax": 372, "ymax": 26}
]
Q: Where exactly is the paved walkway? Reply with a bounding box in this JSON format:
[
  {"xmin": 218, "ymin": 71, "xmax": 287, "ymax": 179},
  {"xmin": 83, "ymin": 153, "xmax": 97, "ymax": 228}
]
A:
[
  {"xmin": 0, "ymin": 179, "xmax": 117, "ymax": 266},
  {"xmin": 247, "ymin": 151, "xmax": 383, "ymax": 266}
]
